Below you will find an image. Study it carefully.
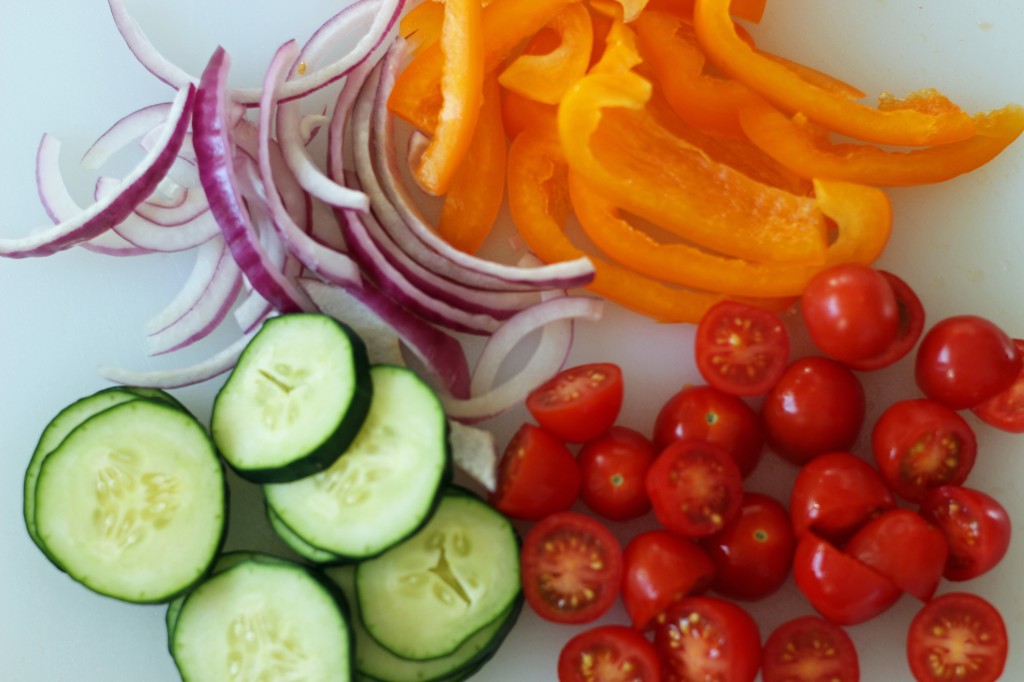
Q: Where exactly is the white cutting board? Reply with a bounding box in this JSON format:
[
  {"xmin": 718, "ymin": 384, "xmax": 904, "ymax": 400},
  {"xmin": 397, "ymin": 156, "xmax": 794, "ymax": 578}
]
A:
[{"xmin": 2, "ymin": 1, "xmax": 1023, "ymax": 680}]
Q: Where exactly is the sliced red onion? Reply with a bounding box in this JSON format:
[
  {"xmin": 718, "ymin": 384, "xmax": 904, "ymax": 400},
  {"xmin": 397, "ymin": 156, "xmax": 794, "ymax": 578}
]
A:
[
  {"xmin": 192, "ymin": 46, "xmax": 313, "ymax": 313},
  {"xmin": 80, "ymin": 102, "xmax": 173, "ymax": 170},
  {"xmin": 92, "ymin": 177, "xmax": 219, "ymax": 252},
  {"xmin": 134, "ymin": 186, "xmax": 210, "ymax": 227},
  {"xmin": 83, "ymin": 230, "xmax": 153, "ymax": 257},
  {"xmin": 448, "ymin": 421, "xmax": 499, "ymax": 492},
  {"xmin": 4, "ymin": 85, "xmax": 194, "ymax": 258},
  {"xmin": 107, "ymin": 0, "xmax": 196, "ymax": 90},
  {"xmin": 233, "ymin": 290, "xmax": 275, "ymax": 335}
]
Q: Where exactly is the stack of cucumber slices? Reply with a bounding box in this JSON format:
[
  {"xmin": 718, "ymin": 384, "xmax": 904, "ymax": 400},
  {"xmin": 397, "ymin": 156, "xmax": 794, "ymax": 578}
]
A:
[{"xmin": 21, "ymin": 313, "xmax": 522, "ymax": 682}]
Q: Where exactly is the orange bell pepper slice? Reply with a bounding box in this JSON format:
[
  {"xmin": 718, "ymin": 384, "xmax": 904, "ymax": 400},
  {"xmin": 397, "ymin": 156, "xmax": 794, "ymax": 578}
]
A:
[
  {"xmin": 501, "ymin": 87, "xmax": 558, "ymax": 140},
  {"xmin": 558, "ymin": 20, "xmax": 829, "ymax": 265},
  {"xmin": 692, "ymin": 0, "xmax": 977, "ymax": 146},
  {"xmin": 437, "ymin": 77, "xmax": 507, "ymax": 253},
  {"xmin": 739, "ymin": 98, "xmax": 1024, "ymax": 186},
  {"xmin": 399, "ymin": 0, "xmax": 444, "ymax": 55},
  {"xmin": 644, "ymin": 0, "xmax": 765, "ymax": 23}
]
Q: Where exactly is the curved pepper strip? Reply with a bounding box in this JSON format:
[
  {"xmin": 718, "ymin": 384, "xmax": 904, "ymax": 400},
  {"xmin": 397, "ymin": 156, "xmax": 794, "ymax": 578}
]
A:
[
  {"xmin": 739, "ymin": 98, "xmax": 1024, "ymax": 186},
  {"xmin": 569, "ymin": 170, "xmax": 892, "ymax": 297},
  {"xmin": 399, "ymin": 0, "xmax": 444, "ymax": 55},
  {"xmin": 437, "ymin": 77, "xmax": 507, "ymax": 253},
  {"xmin": 501, "ymin": 88, "xmax": 558, "ymax": 140},
  {"xmin": 410, "ymin": 0, "xmax": 484, "ymax": 196},
  {"xmin": 558, "ymin": 21, "xmax": 829, "ymax": 265},
  {"xmin": 498, "ymin": 4, "xmax": 593, "ymax": 106},
  {"xmin": 645, "ymin": 0, "xmax": 765, "ymax": 23},
  {"xmin": 389, "ymin": 0, "xmax": 580, "ymax": 134},
  {"xmin": 692, "ymin": 0, "xmax": 977, "ymax": 146}
]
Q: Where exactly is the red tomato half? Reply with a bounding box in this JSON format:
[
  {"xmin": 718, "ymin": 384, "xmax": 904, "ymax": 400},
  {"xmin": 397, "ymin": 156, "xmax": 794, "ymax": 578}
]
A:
[
  {"xmin": 907, "ymin": 593, "xmax": 1008, "ymax": 682},
  {"xmin": 526, "ymin": 362, "xmax": 624, "ymax": 442},
  {"xmin": 972, "ymin": 338, "xmax": 1024, "ymax": 433},
  {"xmin": 920, "ymin": 486, "xmax": 1011, "ymax": 582},
  {"xmin": 652, "ymin": 384, "xmax": 764, "ymax": 478},
  {"xmin": 646, "ymin": 438, "xmax": 744, "ymax": 538},
  {"xmin": 761, "ymin": 615, "xmax": 859, "ymax": 682},
  {"xmin": 558, "ymin": 625, "xmax": 661, "ymax": 682},
  {"xmin": 653, "ymin": 596, "xmax": 761, "ymax": 682},
  {"xmin": 846, "ymin": 270, "xmax": 925, "ymax": 372},
  {"xmin": 871, "ymin": 399, "xmax": 977, "ymax": 504},
  {"xmin": 701, "ymin": 492, "xmax": 795, "ymax": 601},
  {"xmin": 695, "ymin": 300, "xmax": 790, "ymax": 397},
  {"xmin": 520, "ymin": 512, "xmax": 623, "ymax": 624},
  {"xmin": 578, "ymin": 426, "xmax": 655, "ymax": 522},
  {"xmin": 621, "ymin": 530, "xmax": 715, "ymax": 631},
  {"xmin": 490, "ymin": 423, "xmax": 580, "ymax": 520}
]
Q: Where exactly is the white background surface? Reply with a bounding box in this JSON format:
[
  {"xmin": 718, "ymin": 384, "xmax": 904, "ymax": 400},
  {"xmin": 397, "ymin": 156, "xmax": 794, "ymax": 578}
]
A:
[{"xmin": 2, "ymin": 1, "xmax": 1024, "ymax": 680}]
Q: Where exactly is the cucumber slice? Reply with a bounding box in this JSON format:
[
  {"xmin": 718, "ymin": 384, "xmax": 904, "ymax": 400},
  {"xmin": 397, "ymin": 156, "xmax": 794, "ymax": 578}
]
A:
[
  {"xmin": 265, "ymin": 364, "xmax": 450, "ymax": 560},
  {"xmin": 34, "ymin": 399, "xmax": 226, "ymax": 603},
  {"xmin": 266, "ymin": 504, "xmax": 344, "ymax": 565},
  {"xmin": 211, "ymin": 313, "xmax": 372, "ymax": 483},
  {"xmin": 356, "ymin": 489, "xmax": 521, "ymax": 661},
  {"xmin": 170, "ymin": 555, "xmax": 353, "ymax": 682}
]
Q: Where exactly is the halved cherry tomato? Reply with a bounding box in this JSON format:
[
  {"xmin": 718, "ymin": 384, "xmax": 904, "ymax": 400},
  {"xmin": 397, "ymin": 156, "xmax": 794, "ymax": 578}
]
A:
[
  {"xmin": 846, "ymin": 270, "xmax": 925, "ymax": 372},
  {"xmin": 871, "ymin": 399, "xmax": 977, "ymax": 503},
  {"xmin": 520, "ymin": 511, "xmax": 623, "ymax": 624},
  {"xmin": 578, "ymin": 426, "xmax": 655, "ymax": 521},
  {"xmin": 800, "ymin": 263, "xmax": 900, "ymax": 364},
  {"xmin": 907, "ymin": 593, "xmax": 1008, "ymax": 682},
  {"xmin": 792, "ymin": 532, "xmax": 902, "ymax": 625},
  {"xmin": 558, "ymin": 625, "xmax": 662, "ymax": 682},
  {"xmin": 652, "ymin": 384, "xmax": 764, "ymax": 478},
  {"xmin": 621, "ymin": 530, "xmax": 715, "ymax": 631},
  {"xmin": 919, "ymin": 485, "xmax": 1011, "ymax": 582},
  {"xmin": 915, "ymin": 315, "xmax": 1022, "ymax": 410},
  {"xmin": 761, "ymin": 615, "xmax": 859, "ymax": 682},
  {"xmin": 972, "ymin": 338, "xmax": 1024, "ymax": 432},
  {"xmin": 695, "ymin": 300, "xmax": 791, "ymax": 397},
  {"xmin": 761, "ymin": 357, "xmax": 865, "ymax": 465},
  {"xmin": 526, "ymin": 362, "xmax": 625, "ymax": 443},
  {"xmin": 789, "ymin": 451, "xmax": 896, "ymax": 544},
  {"xmin": 701, "ymin": 492, "xmax": 795, "ymax": 601},
  {"xmin": 646, "ymin": 438, "xmax": 744, "ymax": 537},
  {"xmin": 844, "ymin": 508, "xmax": 948, "ymax": 602},
  {"xmin": 653, "ymin": 596, "xmax": 761, "ymax": 682},
  {"xmin": 490, "ymin": 423, "xmax": 580, "ymax": 520}
]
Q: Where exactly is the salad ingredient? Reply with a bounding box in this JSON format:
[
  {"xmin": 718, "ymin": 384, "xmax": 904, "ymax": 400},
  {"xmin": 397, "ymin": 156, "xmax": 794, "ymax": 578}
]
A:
[
  {"xmin": 557, "ymin": 625, "xmax": 661, "ymax": 682},
  {"xmin": 621, "ymin": 530, "xmax": 715, "ymax": 631},
  {"xmin": 694, "ymin": 300, "xmax": 791, "ymax": 397},
  {"xmin": 520, "ymin": 511, "xmax": 623, "ymax": 625},
  {"xmin": 919, "ymin": 486, "xmax": 1012, "ymax": 582},
  {"xmin": 577, "ymin": 426, "xmax": 655, "ymax": 521},
  {"xmin": 525, "ymin": 362, "xmax": 624, "ymax": 443},
  {"xmin": 845, "ymin": 270, "xmax": 926, "ymax": 371},
  {"xmin": 653, "ymin": 596, "xmax": 762, "ymax": 682},
  {"xmin": 906, "ymin": 593, "xmax": 1007, "ymax": 682},
  {"xmin": 972, "ymin": 339, "xmax": 1024, "ymax": 432},
  {"xmin": 761, "ymin": 615, "xmax": 859, "ymax": 682},
  {"xmin": 489, "ymin": 424, "xmax": 580, "ymax": 521}
]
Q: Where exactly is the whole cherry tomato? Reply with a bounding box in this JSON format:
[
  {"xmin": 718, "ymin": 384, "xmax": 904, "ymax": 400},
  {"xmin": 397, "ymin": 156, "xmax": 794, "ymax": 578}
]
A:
[
  {"xmin": 653, "ymin": 596, "xmax": 761, "ymax": 682},
  {"xmin": 907, "ymin": 593, "xmax": 1008, "ymax": 682},
  {"xmin": 577, "ymin": 426, "xmax": 655, "ymax": 521},
  {"xmin": 915, "ymin": 315, "xmax": 1021, "ymax": 410},
  {"xmin": 526, "ymin": 362, "xmax": 624, "ymax": 442},
  {"xmin": 621, "ymin": 530, "xmax": 715, "ymax": 631},
  {"xmin": 800, "ymin": 263, "xmax": 900, "ymax": 364},
  {"xmin": 558, "ymin": 625, "xmax": 661, "ymax": 682},
  {"xmin": 761, "ymin": 615, "xmax": 859, "ymax": 682},
  {"xmin": 872, "ymin": 399, "xmax": 977, "ymax": 503},
  {"xmin": 652, "ymin": 384, "xmax": 764, "ymax": 478},
  {"xmin": 919, "ymin": 485, "xmax": 1011, "ymax": 582},
  {"xmin": 701, "ymin": 492, "xmax": 795, "ymax": 601},
  {"xmin": 695, "ymin": 300, "xmax": 790, "ymax": 397},
  {"xmin": 972, "ymin": 338, "xmax": 1024, "ymax": 432},
  {"xmin": 490, "ymin": 423, "xmax": 580, "ymax": 520},
  {"xmin": 846, "ymin": 270, "xmax": 925, "ymax": 371},
  {"xmin": 761, "ymin": 357, "xmax": 865, "ymax": 465}
]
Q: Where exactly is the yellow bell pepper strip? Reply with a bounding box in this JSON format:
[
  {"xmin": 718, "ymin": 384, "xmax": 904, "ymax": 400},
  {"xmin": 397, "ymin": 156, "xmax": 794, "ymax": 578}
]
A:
[
  {"xmin": 738, "ymin": 97, "xmax": 1024, "ymax": 186},
  {"xmin": 498, "ymin": 4, "xmax": 593, "ymax": 105},
  {"xmin": 558, "ymin": 20, "xmax": 829, "ymax": 265},
  {"xmin": 692, "ymin": 0, "xmax": 978, "ymax": 146},
  {"xmin": 399, "ymin": 0, "xmax": 444, "ymax": 55},
  {"xmin": 568, "ymin": 170, "xmax": 892, "ymax": 297},
  {"xmin": 389, "ymin": 0, "xmax": 580, "ymax": 134},
  {"xmin": 409, "ymin": 0, "xmax": 484, "ymax": 196},
  {"xmin": 437, "ymin": 77, "xmax": 507, "ymax": 253}
]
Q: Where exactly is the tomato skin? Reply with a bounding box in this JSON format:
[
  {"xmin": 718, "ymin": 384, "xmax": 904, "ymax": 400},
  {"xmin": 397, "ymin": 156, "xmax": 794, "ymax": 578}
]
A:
[
  {"xmin": 761, "ymin": 615, "xmax": 859, "ymax": 682},
  {"xmin": 907, "ymin": 593, "xmax": 1008, "ymax": 682},
  {"xmin": 701, "ymin": 492, "xmax": 795, "ymax": 601},
  {"xmin": 919, "ymin": 486, "xmax": 1011, "ymax": 582},
  {"xmin": 621, "ymin": 530, "xmax": 715, "ymax": 631},
  {"xmin": 792, "ymin": 532, "xmax": 902, "ymax": 626},
  {"xmin": 489, "ymin": 423, "xmax": 580, "ymax": 520},
  {"xmin": 577, "ymin": 426, "xmax": 655, "ymax": 522},
  {"xmin": 526, "ymin": 362, "xmax": 625, "ymax": 443},
  {"xmin": 761, "ymin": 357, "xmax": 866, "ymax": 465},
  {"xmin": 653, "ymin": 596, "xmax": 762, "ymax": 682},
  {"xmin": 846, "ymin": 270, "xmax": 925, "ymax": 372},
  {"xmin": 557, "ymin": 625, "xmax": 661, "ymax": 682},
  {"xmin": 844, "ymin": 508, "xmax": 948, "ymax": 602},
  {"xmin": 646, "ymin": 438, "xmax": 744, "ymax": 538},
  {"xmin": 915, "ymin": 315, "xmax": 1022, "ymax": 410},
  {"xmin": 800, "ymin": 263, "xmax": 900, "ymax": 364},
  {"xmin": 789, "ymin": 451, "xmax": 896, "ymax": 545},
  {"xmin": 871, "ymin": 399, "xmax": 977, "ymax": 504},
  {"xmin": 695, "ymin": 300, "xmax": 791, "ymax": 397},
  {"xmin": 520, "ymin": 512, "xmax": 623, "ymax": 624},
  {"xmin": 652, "ymin": 384, "xmax": 764, "ymax": 478},
  {"xmin": 972, "ymin": 338, "xmax": 1024, "ymax": 433}
]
